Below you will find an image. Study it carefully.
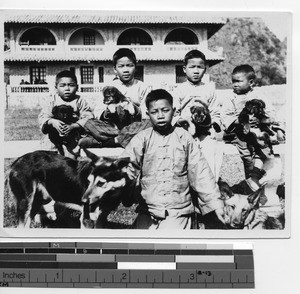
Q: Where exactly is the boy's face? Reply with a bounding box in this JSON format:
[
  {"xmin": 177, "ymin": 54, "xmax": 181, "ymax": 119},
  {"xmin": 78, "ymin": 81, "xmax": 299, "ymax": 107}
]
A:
[
  {"xmin": 183, "ymin": 58, "xmax": 206, "ymax": 84},
  {"xmin": 56, "ymin": 77, "xmax": 78, "ymax": 101},
  {"xmin": 232, "ymin": 72, "xmax": 254, "ymax": 95},
  {"xmin": 147, "ymin": 99, "xmax": 174, "ymax": 132},
  {"xmin": 114, "ymin": 57, "xmax": 136, "ymax": 83}
]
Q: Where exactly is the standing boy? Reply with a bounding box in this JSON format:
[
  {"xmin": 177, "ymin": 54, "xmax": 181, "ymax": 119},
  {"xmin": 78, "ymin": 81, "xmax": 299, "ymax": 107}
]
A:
[
  {"xmin": 39, "ymin": 70, "xmax": 93, "ymax": 155},
  {"xmin": 121, "ymin": 89, "xmax": 225, "ymax": 229}
]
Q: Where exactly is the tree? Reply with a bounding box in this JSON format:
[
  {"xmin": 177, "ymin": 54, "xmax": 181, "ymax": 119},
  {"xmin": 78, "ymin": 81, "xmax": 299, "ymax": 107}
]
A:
[{"xmin": 208, "ymin": 18, "xmax": 287, "ymax": 88}]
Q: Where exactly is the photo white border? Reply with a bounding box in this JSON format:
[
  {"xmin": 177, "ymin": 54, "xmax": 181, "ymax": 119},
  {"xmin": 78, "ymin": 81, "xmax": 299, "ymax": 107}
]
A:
[{"xmin": 0, "ymin": 8, "xmax": 292, "ymax": 239}]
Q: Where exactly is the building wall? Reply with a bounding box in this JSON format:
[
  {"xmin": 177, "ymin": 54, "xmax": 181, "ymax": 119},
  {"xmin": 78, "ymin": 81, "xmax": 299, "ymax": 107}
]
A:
[
  {"xmin": 5, "ymin": 21, "xmax": 218, "ymax": 108},
  {"xmin": 8, "ymin": 60, "xmax": 211, "ymax": 88},
  {"xmin": 9, "ymin": 23, "xmax": 207, "ymax": 52}
]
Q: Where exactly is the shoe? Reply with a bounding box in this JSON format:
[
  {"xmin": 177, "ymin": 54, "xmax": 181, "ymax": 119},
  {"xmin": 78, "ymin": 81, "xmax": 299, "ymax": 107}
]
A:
[{"xmin": 78, "ymin": 137, "xmax": 102, "ymax": 148}]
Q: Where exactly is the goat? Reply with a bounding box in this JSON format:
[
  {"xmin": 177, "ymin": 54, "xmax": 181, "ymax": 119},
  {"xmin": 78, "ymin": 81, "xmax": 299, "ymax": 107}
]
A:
[
  {"xmin": 8, "ymin": 150, "xmax": 132, "ymax": 228},
  {"xmin": 48, "ymin": 105, "xmax": 81, "ymax": 157}
]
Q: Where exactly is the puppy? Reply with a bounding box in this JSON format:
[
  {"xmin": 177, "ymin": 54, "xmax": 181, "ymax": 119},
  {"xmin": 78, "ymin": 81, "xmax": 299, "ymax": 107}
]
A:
[
  {"xmin": 178, "ymin": 100, "xmax": 221, "ymax": 137},
  {"xmin": 48, "ymin": 105, "xmax": 81, "ymax": 156},
  {"xmin": 236, "ymin": 99, "xmax": 277, "ymax": 158},
  {"xmin": 241, "ymin": 99, "xmax": 275, "ymax": 136},
  {"xmin": 102, "ymin": 86, "xmax": 141, "ymax": 130}
]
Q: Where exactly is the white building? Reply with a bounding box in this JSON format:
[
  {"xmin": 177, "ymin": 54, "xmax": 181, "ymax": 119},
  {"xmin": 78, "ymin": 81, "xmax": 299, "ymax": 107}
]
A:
[{"xmin": 4, "ymin": 11, "xmax": 225, "ymax": 107}]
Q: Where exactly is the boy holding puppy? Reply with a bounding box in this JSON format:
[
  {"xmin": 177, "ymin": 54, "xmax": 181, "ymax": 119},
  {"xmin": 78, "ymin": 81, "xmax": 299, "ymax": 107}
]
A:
[{"xmin": 39, "ymin": 70, "xmax": 93, "ymax": 155}]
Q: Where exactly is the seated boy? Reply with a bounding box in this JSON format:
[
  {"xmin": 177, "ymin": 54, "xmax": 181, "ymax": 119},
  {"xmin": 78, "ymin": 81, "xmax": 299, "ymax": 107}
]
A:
[
  {"xmin": 94, "ymin": 48, "xmax": 149, "ymax": 119},
  {"xmin": 220, "ymin": 64, "xmax": 284, "ymax": 194},
  {"xmin": 80, "ymin": 48, "xmax": 150, "ymax": 148},
  {"xmin": 172, "ymin": 49, "xmax": 222, "ymax": 137},
  {"xmin": 38, "ymin": 70, "xmax": 93, "ymax": 157},
  {"xmin": 120, "ymin": 89, "xmax": 225, "ymax": 229}
]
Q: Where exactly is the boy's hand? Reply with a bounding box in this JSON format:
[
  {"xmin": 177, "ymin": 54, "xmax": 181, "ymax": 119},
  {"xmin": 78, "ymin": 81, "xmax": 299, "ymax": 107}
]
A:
[
  {"xmin": 61, "ymin": 123, "xmax": 79, "ymax": 136},
  {"xmin": 48, "ymin": 119, "xmax": 65, "ymax": 135},
  {"xmin": 107, "ymin": 103, "xmax": 117, "ymax": 113},
  {"xmin": 125, "ymin": 102, "xmax": 135, "ymax": 115},
  {"xmin": 242, "ymin": 123, "xmax": 251, "ymax": 135}
]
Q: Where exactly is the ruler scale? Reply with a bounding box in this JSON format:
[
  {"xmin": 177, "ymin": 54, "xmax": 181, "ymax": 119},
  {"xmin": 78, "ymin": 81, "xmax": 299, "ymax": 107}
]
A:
[{"xmin": 0, "ymin": 242, "xmax": 254, "ymax": 288}]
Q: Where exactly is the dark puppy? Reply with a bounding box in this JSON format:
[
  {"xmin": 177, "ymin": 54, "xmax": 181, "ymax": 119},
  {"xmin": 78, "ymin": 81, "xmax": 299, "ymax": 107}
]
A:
[
  {"xmin": 48, "ymin": 105, "xmax": 81, "ymax": 156},
  {"xmin": 241, "ymin": 99, "xmax": 274, "ymax": 136},
  {"xmin": 236, "ymin": 99, "xmax": 276, "ymax": 158},
  {"xmin": 101, "ymin": 86, "xmax": 141, "ymax": 130},
  {"xmin": 190, "ymin": 100, "xmax": 221, "ymax": 137}
]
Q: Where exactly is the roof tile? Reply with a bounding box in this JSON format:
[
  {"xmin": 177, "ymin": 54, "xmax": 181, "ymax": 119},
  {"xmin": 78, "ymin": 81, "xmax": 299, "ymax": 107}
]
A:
[{"xmin": 4, "ymin": 13, "xmax": 226, "ymax": 24}]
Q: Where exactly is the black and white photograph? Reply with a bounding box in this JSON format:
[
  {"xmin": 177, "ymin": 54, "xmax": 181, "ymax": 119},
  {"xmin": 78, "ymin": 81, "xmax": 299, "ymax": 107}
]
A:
[{"xmin": 1, "ymin": 10, "xmax": 291, "ymax": 238}]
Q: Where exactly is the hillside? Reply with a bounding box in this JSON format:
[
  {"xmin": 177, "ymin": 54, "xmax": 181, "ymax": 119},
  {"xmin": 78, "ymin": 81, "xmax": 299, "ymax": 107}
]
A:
[{"xmin": 208, "ymin": 18, "xmax": 287, "ymax": 89}]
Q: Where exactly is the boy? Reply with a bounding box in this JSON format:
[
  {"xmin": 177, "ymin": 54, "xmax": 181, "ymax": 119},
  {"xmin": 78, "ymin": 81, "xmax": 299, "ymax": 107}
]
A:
[
  {"xmin": 172, "ymin": 49, "xmax": 221, "ymax": 135},
  {"xmin": 39, "ymin": 70, "xmax": 93, "ymax": 155},
  {"xmin": 220, "ymin": 64, "xmax": 284, "ymax": 194},
  {"xmin": 172, "ymin": 49, "xmax": 223, "ymax": 182},
  {"xmin": 80, "ymin": 48, "xmax": 150, "ymax": 148},
  {"xmin": 94, "ymin": 48, "xmax": 149, "ymax": 120},
  {"xmin": 121, "ymin": 89, "xmax": 225, "ymax": 229}
]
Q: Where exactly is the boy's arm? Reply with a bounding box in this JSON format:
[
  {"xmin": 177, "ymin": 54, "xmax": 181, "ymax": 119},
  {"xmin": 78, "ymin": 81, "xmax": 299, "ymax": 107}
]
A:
[
  {"xmin": 76, "ymin": 96, "xmax": 94, "ymax": 128},
  {"xmin": 187, "ymin": 137, "xmax": 224, "ymax": 216},
  {"xmin": 220, "ymin": 95, "xmax": 238, "ymax": 131},
  {"xmin": 38, "ymin": 95, "xmax": 55, "ymax": 134},
  {"xmin": 120, "ymin": 132, "xmax": 144, "ymax": 181},
  {"xmin": 207, "ymin": 88, "xmax": 221, "ymax": 127},
  {"xmin": 139, "ymin": 83, "xmax": 151, "ymax": 119},
  {"xmin": 93, "ymin": 92, "xmax": 106, "ymax": 119}
]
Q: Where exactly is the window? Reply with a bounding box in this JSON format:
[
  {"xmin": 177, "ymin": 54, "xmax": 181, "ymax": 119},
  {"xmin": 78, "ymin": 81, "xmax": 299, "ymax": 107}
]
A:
[
  {"xmin": 83, "ymin": 31, "xmax": 95, "ymax": 45},
  {"xmin": 20, "ymin": 28, "xmax": 56, "ymax": 45},
  {"xmin": 30, "ymin": 66, "xmax": 46, "ymax": 84},
  {"xmin": 98, "ymin": 67, "xmax": 104, "ymax": 83},
  {"xmin": 175, "ymin": 65, "xmax": 186, "ymax": 83},
  {"xmin": 117, "ymin": 29, "xmax": 152, "ymax": 45},
  {"xmin": 165, "ymin": 28, "xmax": 198, "ymax": 45},
  {"xmin": 81, "ymin": 66, "xmax": 94, "ymax": 84},
  {"xmin": 135, "ymin": 66, "xmax": 144, "ymax": 81}
]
